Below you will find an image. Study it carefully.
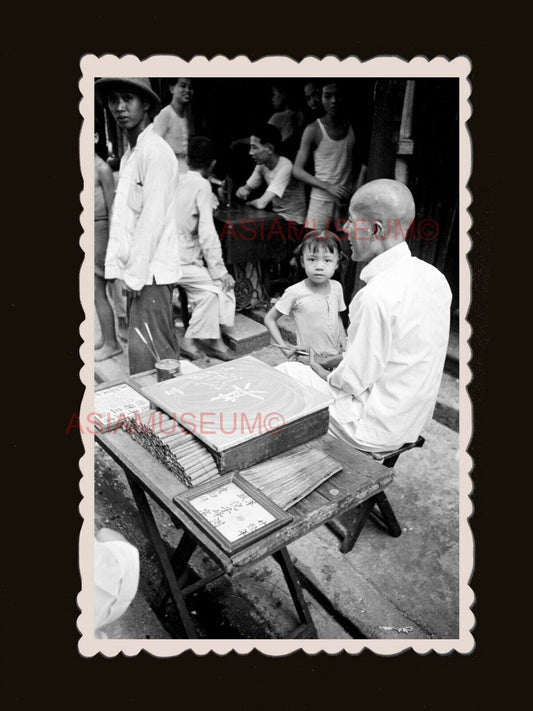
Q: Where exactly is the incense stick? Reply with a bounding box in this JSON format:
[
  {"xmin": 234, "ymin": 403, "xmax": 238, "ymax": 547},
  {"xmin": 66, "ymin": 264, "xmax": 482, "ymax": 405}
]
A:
[
  {"xmin": 144, "ymin": 322, "xmax": 161, "ymax": 362},
  {"xmin": 134, "ymin": 327, "xmax": 158, "ymax": 361},
  {"xmin": 273, "ymin": 344, "xmax": 310, "ymax": 356}
]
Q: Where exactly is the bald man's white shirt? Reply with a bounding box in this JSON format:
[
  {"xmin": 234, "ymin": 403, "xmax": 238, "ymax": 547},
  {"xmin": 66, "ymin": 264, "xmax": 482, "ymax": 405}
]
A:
[{"xmin": 278, "ymin": 242, "xmax": 451, "ymax": 451}]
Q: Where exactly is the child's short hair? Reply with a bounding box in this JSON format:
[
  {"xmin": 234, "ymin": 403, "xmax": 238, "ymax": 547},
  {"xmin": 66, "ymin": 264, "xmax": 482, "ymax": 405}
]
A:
[
  {"xmin": 251, "ymin": 124, "xmax": 282, "ymax": 154},
  {"xmin": 294, "ymin": 230, "xmax": 342, "ymax": 259},
  {"xmin": 188, "ymin": 136, "xmax": 216, "ymax": 170}
]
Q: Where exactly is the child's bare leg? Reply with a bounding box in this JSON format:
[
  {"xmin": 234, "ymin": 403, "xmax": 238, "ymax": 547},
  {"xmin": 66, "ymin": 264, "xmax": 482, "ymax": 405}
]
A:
[{"xmin": 95, "ymin": 274, "xmax": 122, "ymax": 361}]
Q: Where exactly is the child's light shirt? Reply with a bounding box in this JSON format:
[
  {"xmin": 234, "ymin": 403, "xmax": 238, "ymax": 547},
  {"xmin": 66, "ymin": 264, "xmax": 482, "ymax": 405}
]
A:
[{"xmin": 275, "ymin": 279, "xmax": 347, "ymax": 356}]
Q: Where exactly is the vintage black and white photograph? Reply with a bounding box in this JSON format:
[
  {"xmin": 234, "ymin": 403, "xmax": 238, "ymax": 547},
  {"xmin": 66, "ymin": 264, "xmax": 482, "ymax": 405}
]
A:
[{"xmin": 78, "ymin": 55, "xmax": 472, "ymax": 655}]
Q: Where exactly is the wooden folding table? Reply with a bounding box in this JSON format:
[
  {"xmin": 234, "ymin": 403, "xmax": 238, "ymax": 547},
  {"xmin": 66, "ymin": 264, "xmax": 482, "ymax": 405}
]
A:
[{"xmin": 96, "ymin": 425, "xmax": 393, "ymax": 639}]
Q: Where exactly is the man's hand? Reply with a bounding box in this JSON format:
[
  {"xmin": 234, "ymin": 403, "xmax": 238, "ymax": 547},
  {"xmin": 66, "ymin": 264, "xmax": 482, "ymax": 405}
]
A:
[
  {"xmin": 317, "ymin": 353, "xmax": 343, "ymax": 371},
  {"xmin": 235, "ymin": 186, "xmax": 250, "ymax": 201},
  {"xmin": 309, "ymin": 348, "xmax": 330, "ymax": 380},
  {"xmin": 220, "ymin": 273, "xmax": 235, "ymax": 292},
  {"xmin": 326, "ymin": 183, "xmax": 351, "ymax": 201},
  {"xmin": 122, "ymin": 284, "xmax": 141, "ymax": 298}
]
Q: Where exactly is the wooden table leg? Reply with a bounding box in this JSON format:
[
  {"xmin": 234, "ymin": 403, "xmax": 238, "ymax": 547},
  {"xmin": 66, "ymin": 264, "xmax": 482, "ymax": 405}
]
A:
[
  {"xmin": 125, "ymin": 473, "xmax": 198, "ymax": 638},
  {"xmin": 154, "ymin": 531, "xmax": 197, "ymax": 613},
  {"xmin": 273, "ymin": 547, "xmax": 317, "ymax": 639},
  {"xmin": 327, "ymin": 497, "xmax": 377, "ymax": 554},
  {"xmin": 370, "ymin": 491, "xmax": 402, "ymax": 538}
]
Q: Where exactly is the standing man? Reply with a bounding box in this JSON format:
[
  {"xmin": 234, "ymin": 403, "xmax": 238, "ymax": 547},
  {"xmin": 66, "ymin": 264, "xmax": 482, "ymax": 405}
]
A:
[
  {"xmin": 302, "ymin": 80, "xmax": 325, "ymax": 124},
  {"xmin": 278, "ymin": 179, "xmax": 452, "ymax": 453},
  {"xmin": 95, "ymin": 77, "xmax": 181, "ymax": 374},
  {"xmin": 293, "ymin": 80, "xmax": 366, "ymax": 232}
]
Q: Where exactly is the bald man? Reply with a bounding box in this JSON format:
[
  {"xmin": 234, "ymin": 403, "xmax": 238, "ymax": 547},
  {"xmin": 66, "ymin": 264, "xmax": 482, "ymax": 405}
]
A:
[{"xmin": 277, "ymin": 179, "xmax": 452, "ymax": 452}]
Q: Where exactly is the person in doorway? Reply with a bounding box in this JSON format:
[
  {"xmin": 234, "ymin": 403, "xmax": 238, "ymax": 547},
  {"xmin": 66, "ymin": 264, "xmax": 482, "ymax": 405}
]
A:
[
  {"xmin": 302, "ymin": 80, "xmax": 326, "ymax": 124},
  {"xmin": 267, "ymin": 81, "xmax": 305, "ymax": 160},
  {"xmin": 293, "ymin": 80, "xmax": 366, "ymax": 232},
  {"xmin": 153, "ymin": 77, "xmax": 195, "ymax": 174}
]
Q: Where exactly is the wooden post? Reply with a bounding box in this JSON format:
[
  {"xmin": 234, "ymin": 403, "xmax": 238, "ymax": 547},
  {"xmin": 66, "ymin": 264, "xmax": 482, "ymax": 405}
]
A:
[{"xmin": 395, "ymin": 80, "xmax": 416, "ymax": 185}]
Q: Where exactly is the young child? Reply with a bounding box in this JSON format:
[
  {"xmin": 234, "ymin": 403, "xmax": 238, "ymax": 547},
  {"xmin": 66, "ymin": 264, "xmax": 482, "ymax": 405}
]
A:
[
  {"xmin": 264, "ymin": 230, "xmax": 346, "ymax": 363},
  {"xmin": 153, "ymin": 78, "xmax": 193, "ymax": 173},
  {"xmin": 175, "ymin": 136, "xmax": 237, "ymax": 361}
]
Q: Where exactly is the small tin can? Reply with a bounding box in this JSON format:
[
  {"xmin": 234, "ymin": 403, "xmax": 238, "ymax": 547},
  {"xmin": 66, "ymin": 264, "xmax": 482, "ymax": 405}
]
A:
[{"xmin": 155, "ymin": 358, "xmax": 181, "ymax": 382}]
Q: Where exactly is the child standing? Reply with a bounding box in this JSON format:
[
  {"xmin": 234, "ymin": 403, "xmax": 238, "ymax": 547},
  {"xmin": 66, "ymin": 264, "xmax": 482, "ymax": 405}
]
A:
[{"xmin": 264, "ymin": 231, "xmax": 346, "ymax": 363}]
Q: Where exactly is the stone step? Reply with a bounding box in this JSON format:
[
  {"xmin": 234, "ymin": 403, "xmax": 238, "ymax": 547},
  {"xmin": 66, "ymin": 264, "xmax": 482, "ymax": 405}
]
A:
[
  {"xmin": 222, "ymin": 312, "xmax": 271, "ymax": 354},
  {"xmin": 248, "ymin": 306, "xmax": 297, "ymax": 345}
]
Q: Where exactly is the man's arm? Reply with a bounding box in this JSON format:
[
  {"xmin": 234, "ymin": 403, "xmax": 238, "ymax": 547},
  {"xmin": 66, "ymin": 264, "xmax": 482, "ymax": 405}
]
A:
[
  {"xmin": 152, "ymin": 108, "xmax": 169, "ymax": 137},
  {"xmin": 292, "ymin": 124, "xmax": 322, "ymax": 188},
  {"xmin": 122, "ymin": 144, "xmax": 176, "ymax": 293},
  {"xmin": 249, "ymin": 159, "xmax": 292, "ymax": 210},
  {"xmin": 248, "ymin": 191, "xmax": 276, "ymax": 210},
  {"xmin": 327, "ymin": 294, "xmax": 393, "ymax": 396},
  {"xmin": 97, "ymin": 160, "xmax": 115, "ymax": 215},
  {"xmin": 264, "ymin": 304, "xmax": 298, "ymax": 359},
  {"xmin": 235, "ymin": 165, "xmax": 263, "ymax": 201}
]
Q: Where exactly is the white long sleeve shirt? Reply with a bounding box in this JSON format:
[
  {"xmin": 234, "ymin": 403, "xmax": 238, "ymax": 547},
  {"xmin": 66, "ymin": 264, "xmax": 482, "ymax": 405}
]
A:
[
  {"xmin": 174, "ymin": 171, "xmax": 228, "ymax": 280},
  {"xmin": 105, "ymin": 124, "xmax": 182, "ymax": 292},
  {"xmin": 327, "ymin": 241, "xmax": 452, "ymax": 449}
]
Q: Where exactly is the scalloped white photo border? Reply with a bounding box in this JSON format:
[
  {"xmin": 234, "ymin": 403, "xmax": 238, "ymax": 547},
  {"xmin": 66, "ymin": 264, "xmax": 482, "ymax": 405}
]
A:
[{"xmin": 78, "ymin": 54, "xmax": 473, "ymax": 657}]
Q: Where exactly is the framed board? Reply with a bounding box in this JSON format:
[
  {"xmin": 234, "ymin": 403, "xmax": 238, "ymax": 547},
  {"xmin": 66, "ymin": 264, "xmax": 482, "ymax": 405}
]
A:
[
  {"xmin": 173, "ymin": 473, "xmax": 292, "ymax": 555},
  {"xmin": 94, "ymin": 381, "xmax": 151, "ymax": 433}
]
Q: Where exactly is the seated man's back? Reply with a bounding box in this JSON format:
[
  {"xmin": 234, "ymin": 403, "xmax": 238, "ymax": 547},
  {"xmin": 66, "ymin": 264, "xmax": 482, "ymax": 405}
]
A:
[{"xmin": 329, "ymin": 241, "xmax": 451, "ymax": 449}]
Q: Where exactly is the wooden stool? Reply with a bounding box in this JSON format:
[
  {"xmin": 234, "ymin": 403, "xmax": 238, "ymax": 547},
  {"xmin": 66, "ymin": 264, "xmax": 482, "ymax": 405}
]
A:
[{"xmin": 328, "ymin": 436, "xmax": 425, "ymax": 553}]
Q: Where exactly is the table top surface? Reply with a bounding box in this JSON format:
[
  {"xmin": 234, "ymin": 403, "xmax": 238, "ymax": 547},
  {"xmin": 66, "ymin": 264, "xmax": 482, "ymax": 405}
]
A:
[
  {"xmin": 96, "ymin": 371, "xmax": 392, "ymax": 573},
  {"xmin": 215, "ymin": 203, "xmax": 279, "ymax": 224},
  {"xmin": 97, "ymin": 424, "xmax": 392, "ymax": 574}
]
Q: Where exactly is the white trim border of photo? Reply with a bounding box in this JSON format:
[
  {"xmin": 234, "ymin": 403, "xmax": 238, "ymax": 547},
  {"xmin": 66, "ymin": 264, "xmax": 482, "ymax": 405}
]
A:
[{"xmin": 78, "ymin": 53, "xmax": 473, "ymax": 657}]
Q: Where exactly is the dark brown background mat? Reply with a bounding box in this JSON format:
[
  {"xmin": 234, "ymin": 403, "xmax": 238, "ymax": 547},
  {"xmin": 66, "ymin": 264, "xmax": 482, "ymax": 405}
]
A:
[{"xmin": 5, "ymin": 8, "xmax": 502, "ymax": 709}]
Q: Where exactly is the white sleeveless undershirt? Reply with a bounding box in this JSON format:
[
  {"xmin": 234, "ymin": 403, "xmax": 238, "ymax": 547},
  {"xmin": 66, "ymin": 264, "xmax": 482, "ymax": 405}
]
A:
[{"xmin": 311, "ymin": 119, "xmax": 355, "ymax": 202}]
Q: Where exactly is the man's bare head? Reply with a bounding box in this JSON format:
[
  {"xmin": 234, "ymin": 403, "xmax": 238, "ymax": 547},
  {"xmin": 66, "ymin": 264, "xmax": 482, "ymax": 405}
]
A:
[{"xmin": 343, "ymin": 179, "xmax": 416, "ymax": 263}]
